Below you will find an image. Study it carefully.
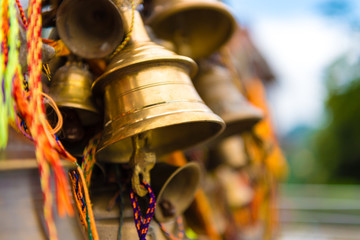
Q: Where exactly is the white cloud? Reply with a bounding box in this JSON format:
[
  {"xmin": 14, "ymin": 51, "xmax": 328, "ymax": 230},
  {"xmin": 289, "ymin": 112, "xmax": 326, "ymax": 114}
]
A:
[{"xmin": 248, "ymin": 16, "xmax": 351, "ymax": 135}]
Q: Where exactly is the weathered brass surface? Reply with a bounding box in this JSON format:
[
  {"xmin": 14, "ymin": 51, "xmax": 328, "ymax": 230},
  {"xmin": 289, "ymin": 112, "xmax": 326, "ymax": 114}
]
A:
[
  {"xmin": 145, "ymin": 0, "xmax": 236, "ymax": 59},
  {"xmin": 194, "ymin": 60, "xmax": 263, "ymax": 141},
  {"xmin": 56, "ymin": 0, "xmax": 125, "ymax": 59},
  {"xmin": 150, "ymin": 162, "xmax": 201, "ymax": 222},
  {"xmin": 92, "ymin": 11, "xmax": 225, "ymax": 163},
  {"xmin": 49, "ymin": 62, "xmax": 99, "ymax": 126}
]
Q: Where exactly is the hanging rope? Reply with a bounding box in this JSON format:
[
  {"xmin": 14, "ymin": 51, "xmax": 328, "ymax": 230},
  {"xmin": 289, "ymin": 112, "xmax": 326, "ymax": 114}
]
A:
[
  {"xmin": 8, "ymin": 0, "xmax": 77, "ymax": 238},
  {"xmin": 130, "ymin": 181, "xmax": 156, "ymax": 240},
  {"xmin": 109, "ymin": 0, "xmax": 136, "ymax": 59},
  {"xmin": 0, "ymin": 1, "xmax": 100, "ymax": 239}
]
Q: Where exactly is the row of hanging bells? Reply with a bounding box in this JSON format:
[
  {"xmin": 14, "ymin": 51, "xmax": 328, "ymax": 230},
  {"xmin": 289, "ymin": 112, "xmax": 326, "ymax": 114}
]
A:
[{"xmin": 44, "ymin": 0, "xmax": 264, "ymax": 238}]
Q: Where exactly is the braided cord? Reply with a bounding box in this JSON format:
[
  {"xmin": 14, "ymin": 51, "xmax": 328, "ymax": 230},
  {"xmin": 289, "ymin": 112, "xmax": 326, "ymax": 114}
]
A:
[
  {"xmin": 109, "ymin": 0, "xmax": 136, "ymax": 59},
  {"xmin": 0, "ymin": 0, "xmax": 8, "ymax": 148},
  {"xmin": 15, "ymin": 0, "xmax": 27, "ymax": 28},
  {"xmin": 81, "ymin": 133, "xmax": 101, "ymax": 188},
  {"xmin": 26, "ymin": 0, "xmax": 58, "ymax": 238},
  {"xmin": 130, "ymin": 181, "xmax": 156, "ymax": 240},
  {"xmin": 76, "ymin": 163, "xmax": 99, "ymax": 240},
  {"xmin": 0, "ymin": 0, "xmax": 19, "ymax": 148}
]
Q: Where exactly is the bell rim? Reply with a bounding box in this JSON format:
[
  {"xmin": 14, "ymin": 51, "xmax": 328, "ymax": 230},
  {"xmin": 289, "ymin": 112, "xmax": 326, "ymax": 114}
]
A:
[
  {"xmin": 54, "ymin": 102, "xmax": 99, "ymax": 114},
  {"xmin": 95, "ymin": 110, "xmax": 225, "ymax": 161},
  {"xmin": 92, "ymin": 56, "xmax": 198, "ymax": 94},
  {"xmin": 146, "ymin": 1, "xmax": 235, "ymax": 25},
  {"xmin": 154, "ymin": 162, "xmax": 201, "ymax": 222}
]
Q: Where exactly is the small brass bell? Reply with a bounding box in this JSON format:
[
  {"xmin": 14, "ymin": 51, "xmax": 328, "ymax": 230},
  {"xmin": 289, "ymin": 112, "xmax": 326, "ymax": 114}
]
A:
[
  {"xmin": 49, "ymin": 61, "xmax": 99, "ymax": 126},
  {"xmin": 206, "ymin": 135, "xmax": 248, "ymax": 170},
  {"xmin": 217, "ymin": 135, "xmax": 247, "ymax": 168},
  {"xmin": 150, "ymin": 162, "xmax": 201, "ymax": 222},
  {"xmin": 48, "ymin": 61, "xmax": 100, "ymax": 156},
  {"xmin": 144, "ymin": 0, "xmax": 236, "ymax": 59},
  {"xmin": 56, "ymin": 0, "xmax": 125, "ymax": 59},
  {"xmin": 92, "ymin": 10, "xmax": 225, "ymax": 163},
  {"xmin": 194, "ymin": 58, "xmax": 263, "ymax": 142}
]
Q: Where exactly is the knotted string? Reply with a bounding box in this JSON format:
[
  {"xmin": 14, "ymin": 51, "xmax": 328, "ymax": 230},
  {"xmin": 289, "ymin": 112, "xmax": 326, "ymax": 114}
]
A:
[{"xmin": 130, "ymin": 181, "xmax": 156, "ymax": 240}]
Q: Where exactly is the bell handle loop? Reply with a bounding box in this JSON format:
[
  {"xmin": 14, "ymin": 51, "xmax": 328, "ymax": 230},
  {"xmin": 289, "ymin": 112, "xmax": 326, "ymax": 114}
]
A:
[{"xmin": 130, "ymin": 134, "xmax": 156, "ymax": 197}]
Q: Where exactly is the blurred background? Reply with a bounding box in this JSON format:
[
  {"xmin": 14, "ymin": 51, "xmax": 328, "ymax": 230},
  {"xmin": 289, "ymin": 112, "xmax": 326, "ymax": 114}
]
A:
[{"xmin": 225, "ymin": 0, "xmax": 360, "ymax": 239}]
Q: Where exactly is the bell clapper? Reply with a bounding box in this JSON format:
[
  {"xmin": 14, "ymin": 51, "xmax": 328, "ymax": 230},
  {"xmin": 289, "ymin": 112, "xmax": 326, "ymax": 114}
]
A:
[{"xmin": 130, "ymin": 132, "xmax": 156, "ymax": 197}]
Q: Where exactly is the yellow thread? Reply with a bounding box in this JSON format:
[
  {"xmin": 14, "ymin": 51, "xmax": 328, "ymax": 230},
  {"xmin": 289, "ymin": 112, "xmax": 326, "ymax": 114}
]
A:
[
  {"xmin": 109, "ymin": 0, "xmax": 136, "ymax": 59},
  {"xmin": 41, "ymin": 92, "xmax": 63, "ymax": 134},
  {"xmin": 43, "ymin": 63, "xmax": 51, "ymax": 81}
]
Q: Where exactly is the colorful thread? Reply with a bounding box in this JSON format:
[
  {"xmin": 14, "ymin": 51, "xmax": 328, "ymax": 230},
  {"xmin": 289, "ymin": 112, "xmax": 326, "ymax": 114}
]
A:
[
  {"xmin": 3, "ymin": 1, "xmax": 100, "ymax": 239},
  {"xmin": 0, "ymin": 0, "xmax": 20, "ymax": 149},
  {"xmin": 69, "ymin": 170, "xmax": 92, "ymax": 237},
  {"xmin": 75, "ymin": 163, "xmax": 99, "ymax": 240},
  {"xmin": 158, "ymin": 217, "xmax": 185, "ymax": 240},
  {"xmin": 15, "ymin": 0, "xmax": 27, "ymax": 28},
  {"xmin": 81, "ymin": 133, "xmax": 101, "ymax": 188},
  {"xmin": 129, "ymin": 181, "xmax": 156, "ymax": 240}
]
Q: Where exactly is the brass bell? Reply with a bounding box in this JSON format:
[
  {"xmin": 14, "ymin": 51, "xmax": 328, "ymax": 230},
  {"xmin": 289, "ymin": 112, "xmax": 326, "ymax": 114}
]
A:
[
  {"xmin": 194, "ymin": 58, "xmax": 263, "ymax": 141},
  {"xmin": 92, "ymin": 10, "xmax": 225, "ymax": 163},
  {"xmin": 206, "ymin": 135, "xmax": 248, "ymax": 170},
  {"xmin": 150, "ymin": 162, "xmax": 201, "ymax": 222},
  {"xmin": 144, "ymin": 0, "xmax": 236, "ymax": 59},
  {"xmin": 216, "ymin": 135, "xmax": 247, "ymax": 168},
  {"xmin": 56, "ymin": 0, "xmax": 125, "ymax": 59},
  {"xmin": 49, "ymin": 61, "xmax": 99, "ymax": 126}
]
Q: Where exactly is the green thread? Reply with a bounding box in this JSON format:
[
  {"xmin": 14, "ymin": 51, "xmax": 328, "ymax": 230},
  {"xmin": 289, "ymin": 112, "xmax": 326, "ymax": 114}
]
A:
[
  {"xmin": 0, "ymin": 0, "xmax": 7, "ymax": 148},
  {"xmin": 0, "ymin": 0, "xmax": 21, "ymax": 149}
]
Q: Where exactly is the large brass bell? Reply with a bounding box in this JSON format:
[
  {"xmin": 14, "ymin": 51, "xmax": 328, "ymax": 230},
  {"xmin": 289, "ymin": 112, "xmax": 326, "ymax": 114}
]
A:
[
  {"xmin": 92, "ymin": 10, "xmax": 225, "ymax": 163},
  {"xmin": 144, "ymin": 0, "xmax": 236, "ymax": 59},
  {"xmin": 194, "ymin": 58, "xmax": 263, "ymax": 141},
  {"xmin": 56, "ymin": 0, "xmax": 125, "ymax": 59},
  {"xmin": 150, "ymin": 162, "xmax": 201, "ymax": 222}
]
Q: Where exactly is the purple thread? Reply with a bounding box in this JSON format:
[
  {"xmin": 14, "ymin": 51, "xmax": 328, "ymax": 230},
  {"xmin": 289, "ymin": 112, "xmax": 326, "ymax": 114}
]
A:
[{"xmin": 130, "ymin": 181, "xmax": 156, "ymax": 240}]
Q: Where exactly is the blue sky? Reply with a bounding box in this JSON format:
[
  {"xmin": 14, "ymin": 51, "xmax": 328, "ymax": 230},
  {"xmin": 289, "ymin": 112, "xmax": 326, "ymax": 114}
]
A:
[{"xmin": 224, "ymin": 0, "xmax": 359, "ymax": 135}]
